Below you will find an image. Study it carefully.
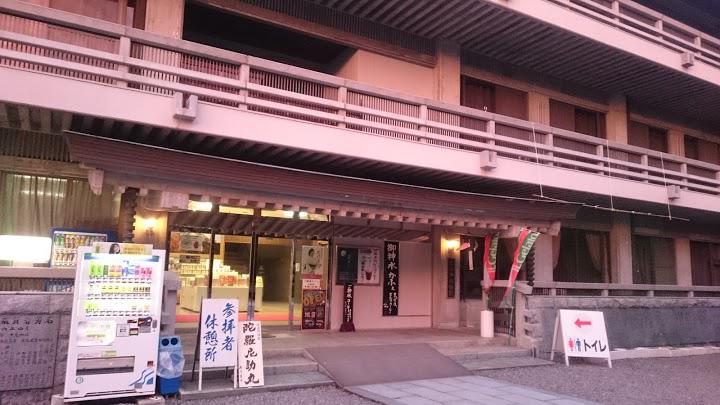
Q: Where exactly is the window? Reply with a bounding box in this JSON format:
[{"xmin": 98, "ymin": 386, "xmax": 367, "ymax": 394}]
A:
[
  {"xmin": 554, "ymin": 228, "xmax": 610, "ymax": 283},
  {"xmin": 685, "ymin": 136, "xmax": 700, "ymax": 160},
  {"xmin": 50, "ymin": 0, "xmax": 145, "ymax": 27},
  {"xmin": 628, "ymin": 121, "xmax": 668, "ymax": 153},
  {"xmin": 690, "ymin": 241, "xmax": 720, "ymax": 286},
  {"xmin": 461, "ymin": 77, "xmax": 528, "ymax": 120},
  {"xmin": 0, "ymin": 173, "xmax": 119, "ymax": 236},
  {"xmin": 549, "ymin": 100, "xmax": 606, "ymax": 138},
  {"xmin": 632, "ymin": 235, "xmax": 676, "ymax": 284}
]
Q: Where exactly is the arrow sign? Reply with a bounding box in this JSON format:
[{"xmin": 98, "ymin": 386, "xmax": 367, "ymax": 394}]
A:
[{"xmin": 575, "ymin": 318, "xmax": 592, "ymax": 328}]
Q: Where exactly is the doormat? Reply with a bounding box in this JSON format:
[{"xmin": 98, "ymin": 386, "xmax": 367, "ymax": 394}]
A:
[{"xmin": 307, "ymin": 343, "xmax": 470, "ymax": 387}]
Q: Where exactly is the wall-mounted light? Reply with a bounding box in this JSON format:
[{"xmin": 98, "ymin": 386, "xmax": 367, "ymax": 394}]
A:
[
  {"xmin": 445, "ymin": 239, "xmax": 460, "ymax": 256},
  {"xmin": 144, "ymin": 217, "xmax": 157, "ymax": 238}
]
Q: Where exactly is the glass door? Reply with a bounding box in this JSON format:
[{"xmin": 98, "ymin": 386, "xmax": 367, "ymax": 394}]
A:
[
  {"xmin": 168, "ymin": 229, "xmax": 212, "ymax": 326},
  {"xmin": 252, "ymin": 236, "xmax": 297, "ymax": 328}
]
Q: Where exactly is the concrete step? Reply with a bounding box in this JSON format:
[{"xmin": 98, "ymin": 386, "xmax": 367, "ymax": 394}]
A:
[
  {"xmin": 181, "ymin": 350, "xmax": 319, "ymax": 380},
  {"xmin": 462, "ymin": 356, "xmax": 554, "ymax": 372},
  {"xmin": 428, "ymin": 336, "xmax": 509, "ymax": 350},
  {"xmin": 437, "ymin": 345, "xmax": 531, "ymax": 363},
  {"xmin": 179, "ymin": 371, "xmax": 334, "ymax": 401}
]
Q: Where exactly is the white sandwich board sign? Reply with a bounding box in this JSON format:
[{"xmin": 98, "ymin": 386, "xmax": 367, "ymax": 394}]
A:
[
  {"xmin": 199, "ymin": 299, "xmax": 240, "ymax": 390},
  {"xmin": 550, "ymin": 309, "xmax": 612, "ymax": 368}
]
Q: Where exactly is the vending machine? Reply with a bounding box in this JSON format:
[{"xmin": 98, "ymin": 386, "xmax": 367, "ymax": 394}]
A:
[
  {"xmin": 50, "ymin": 229, "xmax": 109, "ymax": 268},
  {"xmin": 64, "ymin": 243, "xmax": 166, "ymax": 402}
]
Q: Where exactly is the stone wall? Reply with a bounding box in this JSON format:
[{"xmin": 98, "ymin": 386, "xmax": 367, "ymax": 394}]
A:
[
  {"xmin": 522, "ymin": 295, "xmax": 720, "ymax": 355},
  {"xmin": 0, "ymin": 292, "xmax": 72, "ymax": 404}
]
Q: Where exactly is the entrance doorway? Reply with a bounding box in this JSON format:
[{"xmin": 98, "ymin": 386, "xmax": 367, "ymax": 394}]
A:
[{"xmin": 168, "ymin": 223, "xmax": 329, "ymax": 331}]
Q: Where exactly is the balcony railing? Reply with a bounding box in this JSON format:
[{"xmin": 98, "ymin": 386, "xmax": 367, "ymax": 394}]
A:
[
  {"xmin": 529, "ymin": 281, "xmax": 720, "ymax": 298},
  {"xmin": 1, "ymin": 3, "xmax": 720, "ymax": 199},
  {"xmin": 548, "ymin": 0, "xmax": 720, "ymax": 69}
]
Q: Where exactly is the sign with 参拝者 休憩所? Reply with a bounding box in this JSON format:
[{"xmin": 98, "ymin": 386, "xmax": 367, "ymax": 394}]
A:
[{"xmin": 198, "ymin": 299, "xmax": 239, "ymax": 390}]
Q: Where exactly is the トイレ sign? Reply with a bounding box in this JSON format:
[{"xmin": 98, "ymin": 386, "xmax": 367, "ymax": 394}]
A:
[{"xmin": 550, "ymin": 309, "xmax": 612, "ymax": 368}]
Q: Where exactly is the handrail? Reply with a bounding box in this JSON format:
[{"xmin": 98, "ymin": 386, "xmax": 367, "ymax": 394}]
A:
[
  {"xmin": 546, "ymin": 0, "xmax": 720, "ymax": 69},
  {"xmin": 527, "ymin": 281, "xmax": 720, "ymax": 298},
  {"xmin": 1, "ymin": 2, "xmax": 720, "ymax": 199}
]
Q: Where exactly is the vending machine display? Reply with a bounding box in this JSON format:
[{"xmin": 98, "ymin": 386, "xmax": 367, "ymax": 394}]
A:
[
  {"xmin": 64, "ymin": 244, "xmax": 165, "ymax": 402},
  {"xmin": 51, "ymin": 230, "xmax": 107, "ymax": 267}
]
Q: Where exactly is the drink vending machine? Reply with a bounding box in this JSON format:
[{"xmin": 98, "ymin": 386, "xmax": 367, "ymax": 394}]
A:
[{"xmin": 64, "ymin": 243, "xmax": 165, "ymax": 402}]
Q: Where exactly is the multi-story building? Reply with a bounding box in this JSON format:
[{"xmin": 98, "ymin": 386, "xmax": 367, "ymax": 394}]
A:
[{"xmin": 1, "ymin": 0, "xmax": 719, "ymax": 361}]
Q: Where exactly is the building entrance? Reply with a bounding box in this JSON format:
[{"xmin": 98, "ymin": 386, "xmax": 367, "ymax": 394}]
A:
[{"xmin": 167, "ymin": 212, "xmax": 330, "ymax": 332}]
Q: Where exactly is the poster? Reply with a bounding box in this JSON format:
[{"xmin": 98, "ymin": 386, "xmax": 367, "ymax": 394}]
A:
[
  {"xmin": 92, "ymin": 242, "xmax": 152, "ymax": 255},
  {"xmin": 336, "ymin": 247, "xmax": 358, "ymax": 285},
  {"xmin": 301, "ymin": 290, "xmax": 326, "ymax": 330},
  {"xmin": 238, "ymin": 321, "xmax": 264, "ymax": 387},
  {"xmin": 301, "ymin": 245, "xmax": 326, "ymax": 290},
  {"xmin": 199, "ymin": 299, "xmax": 239, "ymax": 368},
  {"xmin": 357, "ymin": 248, "xmax": 381, "ymax": 285},
  {"xmin": 170, "ymin": 232, "xmax": 211, "ymax": 254},
  {"xmin": 382, "ymin": 241, "xmax": 399, "ymax": 316}
]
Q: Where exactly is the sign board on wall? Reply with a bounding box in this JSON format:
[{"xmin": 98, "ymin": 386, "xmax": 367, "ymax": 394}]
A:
[
  {"xmin": 238, "ymin": 321, "xmax": 264, "ymax": 387},
  {"xmin": 336, "ymin": 247, "xmax": 358, "ymax": 285},
  {"xmin": 382, "ymin": 241, "xmax": 399, "ymax": 316},
  {"xmin": 335, "ymin": 246, "xmax": 381, "ymax": 285},
  {"xmin": 447, "ymin": 258, "xmax": 456, "ymax": 298},
  {"xmin": 550, "ymin": 309, "xmax": 612, "ymax": 368},
  {"xmin": 198, "ymin": 299, "xmax": 239, "ymax": 390},
  {"xmin": 357, "ymin": 248, "xmax": 381, "ymax": 285}
]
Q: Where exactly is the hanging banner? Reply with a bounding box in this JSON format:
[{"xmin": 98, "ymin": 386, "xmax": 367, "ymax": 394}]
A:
[
  {"xmin": 482, "ymin": 235, "xmax": 499, "ymax": 294},
  {"xmin": 340, "ymin": 284, "xmax": 355, "ymax": 332},
  {"xmin": 501, "ymin": 229, "xmax": 540, "ymax": 306},
  {"xmin": 301, "ymin": 290, "xmax": 326, "ymax": 330},
  {"xmin": 382, "ymin": 241, "xmax": 400, "ymax": 316},
  {"xmin": 238, "ymin": 321, "xmax": 264, "ymax": 387}
]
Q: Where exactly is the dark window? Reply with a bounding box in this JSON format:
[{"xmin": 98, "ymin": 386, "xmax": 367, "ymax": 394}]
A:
[
  {"xmin": 632, "ymin": 235, "xmax": 676, "ymax": 284},
  {"xmin": 685, "ymin": 136, "xmax": 700, "ymax": 160},
  {"xmin": 628, "ymin": 121, "xmax": 667, "ymax": 153},
  {"xmin": 554, "ymin": 228, "xmax": 610, "ymax": 283},
  {"xmin": 690, "ymin": 241, "xmax": 720, "ymax": 286},
  {"xmin": 461, "ymin": 77, "xmax": 528, "ymax": 120},
  {"xmin": 550, "ymin": 100, "xmax": 606, "ymax": 138}
]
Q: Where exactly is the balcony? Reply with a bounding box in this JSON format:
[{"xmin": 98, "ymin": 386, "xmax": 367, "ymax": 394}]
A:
[{"xmin": 1, "ymin": 1, "xmax": 720, "ymax": 217}]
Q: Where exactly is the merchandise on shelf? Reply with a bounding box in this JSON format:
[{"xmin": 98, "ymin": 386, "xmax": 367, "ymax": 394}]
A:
[{"xmin": 50, "ymin": 231, "xmax": 107, "ymax": 267}]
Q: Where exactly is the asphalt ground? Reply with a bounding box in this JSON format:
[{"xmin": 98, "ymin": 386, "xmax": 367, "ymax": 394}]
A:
[{"xmin": 479, "ymin": 354, "xmax": 720, "ymax": 405}]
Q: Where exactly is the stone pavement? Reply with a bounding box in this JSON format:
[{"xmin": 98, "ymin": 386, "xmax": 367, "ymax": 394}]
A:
[{"xmin": 348, "ymin": 375, "xmax": 598, "ymax": 405}]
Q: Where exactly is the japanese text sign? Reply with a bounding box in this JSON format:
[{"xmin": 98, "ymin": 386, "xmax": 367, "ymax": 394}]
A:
[
  {"xmin": 551, "ymin": 309, "xmax": 612, "ymax": 368},
  {"xmin": 199, "ymin": 299, "xmax": 239, "ymax": 368},
  {"xmin": 238, "ymin": 321, "xmax": 264, "ymax": 387},
  {"xmin": 382, "ymin": 241, "xmax": 399, "ymax": 316}
]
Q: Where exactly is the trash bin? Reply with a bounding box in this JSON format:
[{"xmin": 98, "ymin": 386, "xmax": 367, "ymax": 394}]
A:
[{"xmin": 157, "ymin": 335, "xmax": 184, "ymax": 395}]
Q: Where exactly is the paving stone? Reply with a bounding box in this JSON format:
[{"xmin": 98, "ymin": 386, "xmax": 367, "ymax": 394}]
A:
[
  {"xmin": 502, "ymin": 394, "xmax": 551, "ymax": 405},
  {"xmin": 448, "ymin": 389, "xmax": 512, "ymax": 405},
  {"xmin": 440, "ymin": 382, "xmax": 497, "ymax": 396},
  {"xmin": 396, "ymin": 395, "xmax": 442, "ymax": 405},
  {"xmin": 550, "ymin": 399, "xmax": 591, "ymax": 405},
  {"xmin": 444, "ymin": 400, "xmax": 478, "ymax": 405},
  {"xmin": 402, "ymin": 386, "xmax": 460, "ymax": 402},
  {"xmin": 456, "ymin": 376, "xmax": 508, "ymax": 387},
  {"xmin": 500, "ymin": 385, "xmax": 560, "ymax": 401},
  {"xmin": 389, "ymin": 382, "xmax": 422, "ymax": 390},
  {"xmin": 411, "ymin": 379, "xmax": 461, "ymax": 392},
  {"xmin": 360, "ymin": 384, "xmax": 408, "ymax": 399}
]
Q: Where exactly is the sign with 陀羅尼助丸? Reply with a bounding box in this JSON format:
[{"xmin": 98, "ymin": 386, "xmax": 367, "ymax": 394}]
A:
[
  {"xmin": 238, "ymin": 321, "xmax": 264, "ymax": 387},
  {"xmin": 550, "ymin": 309, "xmax": 612, "ymax": 368}
]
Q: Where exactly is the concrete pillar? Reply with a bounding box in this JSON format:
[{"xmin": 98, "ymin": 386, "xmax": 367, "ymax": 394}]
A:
[
  {"xmin": 610, "ymin": 214, "xmax": 633, "ymax": 284},
  {"xmin": 532, "ymin": 233, "xmax": 554, "ymax": 282},
  {"xmin": 433, "ymin": 39, "xmax": 461, "ymax": 105},
  {"xmin": 144, "ymin": 0, "xmax": 184, "ymax": 38},
  {"xmin": 528, "ymin": 91, "xmax": 550, "ymax": 125},
  {"xmin": 667, "ymin": 129, "xmax": 685, "ymax": 157},
  {"xmin": 606, "ymin": 95, "xmax": 628, "ymax": 144},
  {"xmin": 674, "ymin": 238, "xmax": 693, "ymax": 286},
  {"xmin": 431, "ymin": 226, "xmax": 460, "ymax": 328}
]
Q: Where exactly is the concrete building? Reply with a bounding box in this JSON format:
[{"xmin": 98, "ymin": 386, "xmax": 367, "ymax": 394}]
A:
[{"xmin": 1, "ymin": 0, "xmax": 720, "ymax": 399}]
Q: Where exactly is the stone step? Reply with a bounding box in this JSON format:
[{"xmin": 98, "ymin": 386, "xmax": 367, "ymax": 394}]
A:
[
  {"xmin": 438, "ymin": 345, "xmax": 532, "ymax": 363},
  {"xmin": 179, "ymin": 371, "xmax": 334, "ymax": 401},
  {"xmin": 461, "ymin": 355, "xmax": 554, "ymax": 372},
  {"xmin": 427, "ymin": 336, "xmax": 509, "ymax": 350}
]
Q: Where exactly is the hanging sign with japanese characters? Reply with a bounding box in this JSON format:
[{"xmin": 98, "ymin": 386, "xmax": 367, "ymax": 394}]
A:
[
  {"xmin": 382, "ymin": 241, "xmax": 399, "ymax": 316},
  {"xmin": 199, "ymin": 299, "xmax": 239, "ymax": 368},
  {"xmin": 238, "ymin": 321, "xmax": 264, "ymax": 387},
  {"xmin": 551, "ymin": 309, "xmax": 612, "ymax": 368},
  {"xmin": 340, "ymin": 284, "xmax": 355, "ymax": 332}
]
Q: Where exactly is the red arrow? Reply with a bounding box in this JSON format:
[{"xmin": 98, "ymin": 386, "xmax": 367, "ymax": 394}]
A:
[{"xmin": 575, "ymin": 318, "xmax": 592, "ymax": 328}]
